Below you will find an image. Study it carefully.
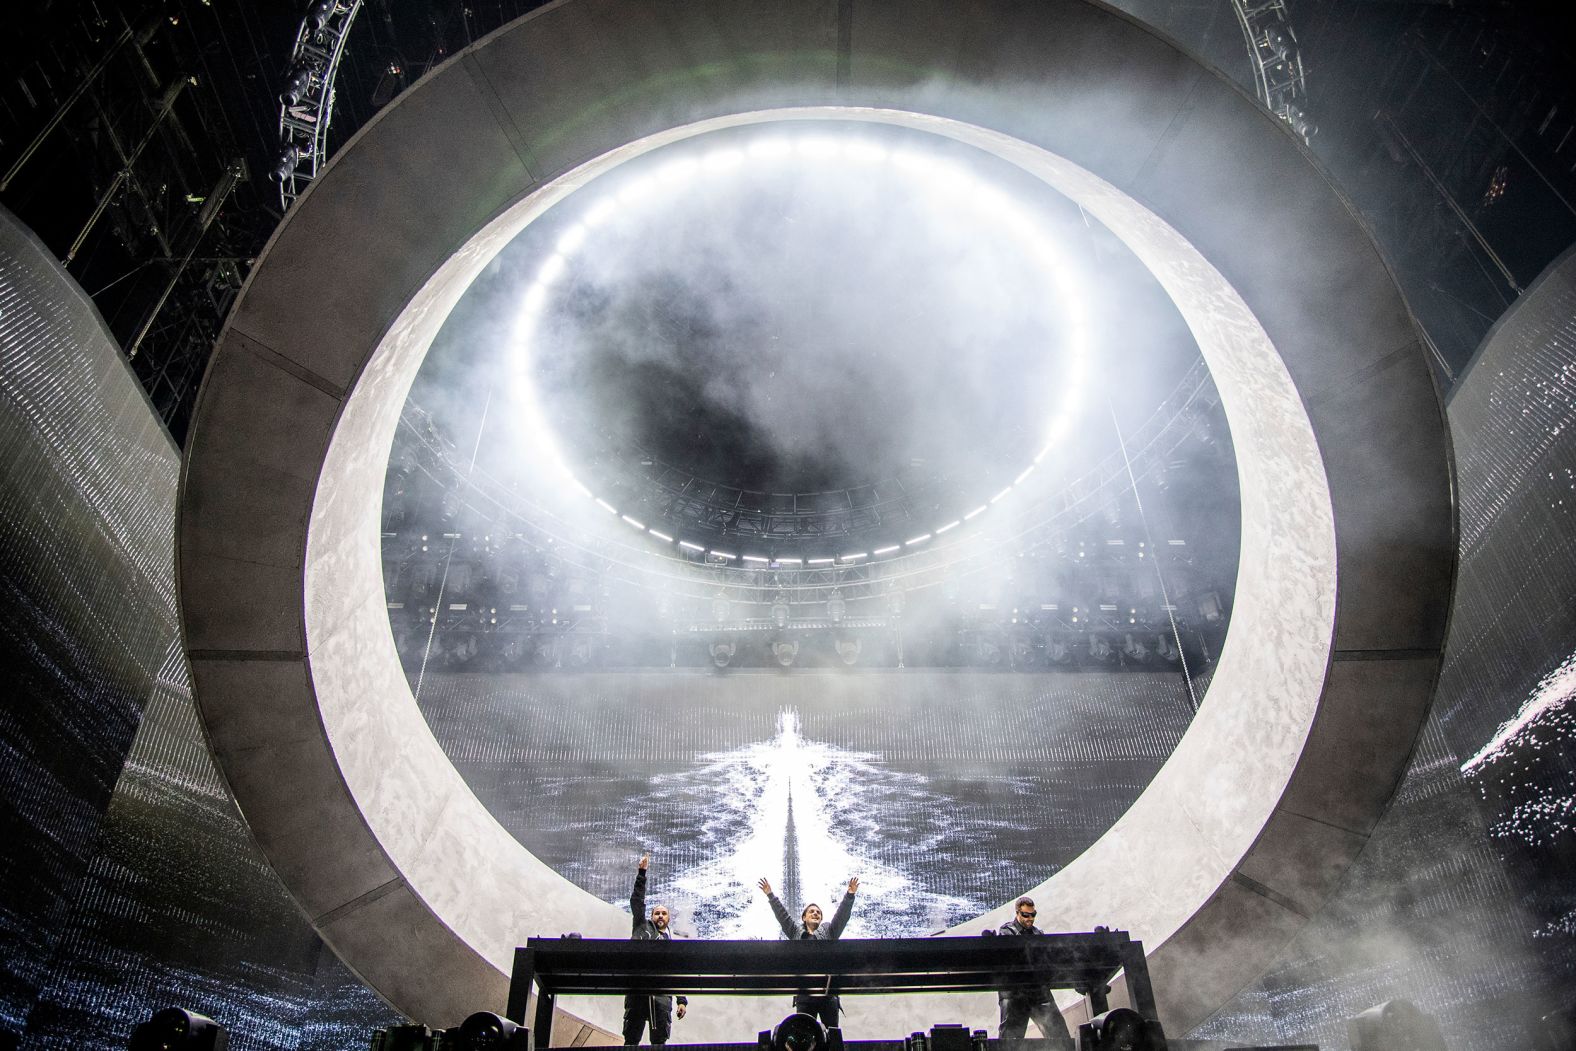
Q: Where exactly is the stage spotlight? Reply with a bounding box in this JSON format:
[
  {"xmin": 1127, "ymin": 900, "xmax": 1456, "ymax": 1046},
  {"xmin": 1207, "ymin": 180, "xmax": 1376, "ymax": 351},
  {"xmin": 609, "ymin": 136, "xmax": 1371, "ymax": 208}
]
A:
[
  {"xmin": 1539, "ymin": 1005, "xmax": 1576, "ymax": 1051},
  {"xmin": 279, "ymin": 65, "xmax": 313, "ymax": 105},
  {"xmin": 710, "ymin": 638, "xmax": 735, "ymax": 668},
  {"xmin": 1077, "ymin": 1008, "xmax": 1163, "ymax": 1051},
  {"xmin": 827, "ymin": 589, "xmax": 846, "ymax": 624},
  {"xmin": 128, "ymin": 1007, "xmax": 227, "ymax": 1051},
  {"xmin": 566, "ymin": 637, "xmax": 593, "ymax": 667},
  {"xmin": 447, "ymin": 1012, "xmax": 529, "ymax": 1050},
  {"xmin": 369, "ymin": 1024, "xmax": 434, "ymax": 1051},
  {"xmin": 1347, "ymin": 999, "xmax": 1446, "ymax": 1051},
  {"xmin": 835, "ymin": 636, "xmax": 861, "ymax": 665},
  {"xmin": 1088, "ymin": 634, "xmax": 1114, "ymax": 664},
  {"xmin": 268, "ymin": 145, "xmax": 302, "ymax": 183},
  {"xmin": 305, "ymin": 0, "xmax": 336, "ymax": 32},
  {"xmin": 771, "ymin": 592, "xmax": 791, "ymax": 628},
  {"xmin": 772, "ymin": 638, "xmax": 799, "ymax": 668},
  {"xmin": 1046, "ymin": 636, "xmax": 1071, "ymax": 665},
  {"xmin": 1284, "ymin": 104, "xmax": 1318, "ymax": 140},
  {"xmin": 759, "ymin": 1013, "xmax": 842, "ymax": 1051}
]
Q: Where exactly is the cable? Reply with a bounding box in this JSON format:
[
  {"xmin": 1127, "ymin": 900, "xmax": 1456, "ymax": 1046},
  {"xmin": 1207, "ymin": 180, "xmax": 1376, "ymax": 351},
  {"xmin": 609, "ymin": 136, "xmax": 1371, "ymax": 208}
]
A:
[
  {"xmin": 1109, "ymin": 401, "xmax": 1200, "ymax": 713},
  {"xmin": 413, "ymin": 386, "xmax": 493, "ymax": 701}
]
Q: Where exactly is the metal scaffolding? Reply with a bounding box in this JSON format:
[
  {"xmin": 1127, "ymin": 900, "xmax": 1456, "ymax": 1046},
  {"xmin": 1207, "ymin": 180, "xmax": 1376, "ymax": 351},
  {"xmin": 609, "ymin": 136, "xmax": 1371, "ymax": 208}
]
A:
[
  {"xmin": 273, "ymin": 0, "xmax": 365, "ymax": 210},
  {"xmin": 1230, "ymin": 0, "xmax": 1316, "ymax": 142}
]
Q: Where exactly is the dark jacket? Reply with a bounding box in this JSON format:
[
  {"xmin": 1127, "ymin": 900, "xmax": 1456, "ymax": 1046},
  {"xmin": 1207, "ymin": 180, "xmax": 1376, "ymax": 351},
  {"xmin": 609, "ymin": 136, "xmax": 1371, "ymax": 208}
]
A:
[
  {"xmin": 767, "ymin": 890, "xmax": 855, "ymax": 941},
  {"xmin": 996, "ymin": 918, "xmax": 1050, "ymax": 1003},
  {"xmin": 630, "ymin": 867, "xmax": 687, "ymax": 1005}
]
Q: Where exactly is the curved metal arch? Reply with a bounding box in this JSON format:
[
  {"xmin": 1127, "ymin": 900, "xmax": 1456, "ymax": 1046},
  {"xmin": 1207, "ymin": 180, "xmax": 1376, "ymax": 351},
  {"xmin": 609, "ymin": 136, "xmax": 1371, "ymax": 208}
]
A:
[
  {"xmin": 180, "ymin": 0, "xmax": 1452, "ymax": 1037},
  {"xmin": 273, "ymin": 0, "xmax": 364, "ymax": 208}
]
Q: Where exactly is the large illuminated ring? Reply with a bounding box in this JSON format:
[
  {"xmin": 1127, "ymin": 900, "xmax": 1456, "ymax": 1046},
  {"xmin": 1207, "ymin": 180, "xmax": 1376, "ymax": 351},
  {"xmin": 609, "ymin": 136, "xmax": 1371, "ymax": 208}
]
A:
[
  {"xmin": 179, "ymin": 0, "xmax": 1452, "ymax": 1038},
  {"xmin": 508, "ymin": 130, "xmax": 1090, "ymax": 563}
]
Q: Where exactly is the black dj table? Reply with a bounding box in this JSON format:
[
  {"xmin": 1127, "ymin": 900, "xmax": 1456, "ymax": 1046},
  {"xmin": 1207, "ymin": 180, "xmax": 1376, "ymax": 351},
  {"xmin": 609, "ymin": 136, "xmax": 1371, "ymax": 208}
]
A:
[{"xmin": 507, "ymin": 930, "xmax": 1158, "ymax": 1045}]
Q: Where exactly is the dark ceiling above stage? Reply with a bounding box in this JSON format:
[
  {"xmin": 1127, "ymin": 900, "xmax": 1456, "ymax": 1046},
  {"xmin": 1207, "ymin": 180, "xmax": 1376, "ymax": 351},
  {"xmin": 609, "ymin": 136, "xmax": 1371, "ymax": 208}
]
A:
[{"xmin": 5, "ymin": 0, "xmax": 1576, "ymax": 439}]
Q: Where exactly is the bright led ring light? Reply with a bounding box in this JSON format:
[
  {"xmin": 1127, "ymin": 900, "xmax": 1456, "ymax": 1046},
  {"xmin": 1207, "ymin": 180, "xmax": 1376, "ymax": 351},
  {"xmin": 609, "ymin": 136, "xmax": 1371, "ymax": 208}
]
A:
[{"xmin": 507, "ymin": 127, "xmax": 1091, "ymax": 564}]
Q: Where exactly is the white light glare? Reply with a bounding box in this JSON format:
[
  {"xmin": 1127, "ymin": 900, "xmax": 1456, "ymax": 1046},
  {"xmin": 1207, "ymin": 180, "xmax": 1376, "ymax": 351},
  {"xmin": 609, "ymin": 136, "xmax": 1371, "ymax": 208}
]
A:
[
  {"xmin": 796, "ymin": 136, "xmax": 838, "ymax": 160},
  {"xmin": 808, "ymin": 557, "xmax": 835, "ymax": 565},
  {"xmin": 703, "ymin": 148, "xmax": 744, "ymax": 172},
  {"xmin": 555, "ymin": 224, "xmax": 587, "ymax": 255},
  {"xmin": 743, "ymin": 555, "xmax": 770, "ymax": 563},
  {"xmin": 618, "ymin": 176, "xmax": 655, "ymax": 204},
  {"xmin": 845, "ymin": 140, "xmax": 888, "ymax": 164},
  {"xmin": 679, "ymin": 541, "xmax": 705, "ymax": 552},
  {"xmin": 906, "ymin": 534, "xmax": 932, "ymax": 546},
  {"xmin": 746, "ymin": 138, "xmax": 790, "ymax": 160},
  {"xmin": 711, "ymin": 551, "xmax": 737, "ymax": 560},
  {"xmin": 873, "ymin": 545, "xmax": 900, "ymax": 556},
  {"xmin": 655, "ymin": 157, "xmax": 700, "ymax": 184},
  {"xmin": 535, "ymin": 253, "xmax": 566, "ymax": 285},
  {"xmin": 511, "ymin": 125, "xmax": 1091, "ymax": 536},
  {"xmin": 621, "ymin": 515, "xmax": 646, "ymax": 530},
  {"xmin": 521, "ymin": 282, "xmax": 548, "ymax": 316},
  {"xmin": 583, "ymin": 196, "xmax": 618, "ymax": 228},
  {"xmin": 840, "ymin": 553, "xmax": 868, "ymax": 562},
  {"xmin": 648, "ymin": 529, "xmax": 674, "ymax": 542}
]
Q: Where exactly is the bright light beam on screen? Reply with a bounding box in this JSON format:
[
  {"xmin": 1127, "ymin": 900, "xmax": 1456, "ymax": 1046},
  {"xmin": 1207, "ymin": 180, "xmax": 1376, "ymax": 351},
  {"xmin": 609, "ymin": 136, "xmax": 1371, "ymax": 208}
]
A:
[{"xmin": 507, "ymin": 125, "xmax": 1091, "ymax": 559}]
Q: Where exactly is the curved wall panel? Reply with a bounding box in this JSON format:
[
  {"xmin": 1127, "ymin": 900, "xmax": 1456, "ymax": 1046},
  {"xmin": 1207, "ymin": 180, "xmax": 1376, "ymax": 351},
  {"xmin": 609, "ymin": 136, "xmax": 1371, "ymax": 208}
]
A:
[{"xmin": 179, "ymin": 0, "xmax": 1454, "ymax": 1037}]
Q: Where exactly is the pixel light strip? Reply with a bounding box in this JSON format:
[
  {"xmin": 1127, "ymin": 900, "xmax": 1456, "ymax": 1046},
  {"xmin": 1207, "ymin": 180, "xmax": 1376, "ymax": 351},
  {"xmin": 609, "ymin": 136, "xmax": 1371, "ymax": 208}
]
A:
[{"xmin": 508, "ymin": 130, "xmax": 1091, "ymax": 566}]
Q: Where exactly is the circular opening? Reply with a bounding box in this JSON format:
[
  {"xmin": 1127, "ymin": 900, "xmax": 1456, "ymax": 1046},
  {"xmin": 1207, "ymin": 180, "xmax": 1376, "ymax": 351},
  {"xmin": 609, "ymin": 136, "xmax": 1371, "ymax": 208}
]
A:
[{"xmin": 306, "ymin": 105, "xmax": 1335, "ymax": 1036}]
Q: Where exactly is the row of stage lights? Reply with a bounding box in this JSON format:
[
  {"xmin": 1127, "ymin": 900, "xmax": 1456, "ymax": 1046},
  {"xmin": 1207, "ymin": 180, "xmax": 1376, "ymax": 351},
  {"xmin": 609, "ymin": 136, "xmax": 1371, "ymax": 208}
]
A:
[
  {"xmin": 123, "ymin": 998, "xmax": 1514, "ymax": 1051},
  {"xmin": 125, "ymin": 1007, "xmax": 527, "ymax": 1050},
  {"xmin": 507, "ymin": 128, "xmax": 1090, "ymax": 568}
]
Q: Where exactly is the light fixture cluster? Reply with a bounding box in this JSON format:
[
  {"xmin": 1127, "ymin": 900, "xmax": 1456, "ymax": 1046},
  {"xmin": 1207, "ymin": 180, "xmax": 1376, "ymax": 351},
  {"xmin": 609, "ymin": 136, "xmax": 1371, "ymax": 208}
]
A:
[{"xmin": 508, "ymin": 126, "xmax": 1091, "ymax": 568}]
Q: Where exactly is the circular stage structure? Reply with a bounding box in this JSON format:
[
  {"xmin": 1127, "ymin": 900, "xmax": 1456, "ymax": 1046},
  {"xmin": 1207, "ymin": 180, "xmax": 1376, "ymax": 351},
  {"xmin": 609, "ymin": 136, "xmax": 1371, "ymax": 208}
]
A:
[{"xmin": 178, "ymin": 0, "xmax": 1453, "ymax": 1037}]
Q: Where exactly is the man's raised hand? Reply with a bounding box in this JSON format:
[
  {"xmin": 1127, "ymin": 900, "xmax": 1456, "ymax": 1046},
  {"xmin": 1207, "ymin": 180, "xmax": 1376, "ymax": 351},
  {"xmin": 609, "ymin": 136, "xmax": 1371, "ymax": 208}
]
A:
[
  {"xmin": 639, "ymin": 853, "xmax": 650, "ymax": 871},
  {"xmin": 757, "ymin": 877, "xmax": 772, "ymax": 896},
  {"xmin": 846, "ymin": 876, "xmax": 860, "ymax": 894}
]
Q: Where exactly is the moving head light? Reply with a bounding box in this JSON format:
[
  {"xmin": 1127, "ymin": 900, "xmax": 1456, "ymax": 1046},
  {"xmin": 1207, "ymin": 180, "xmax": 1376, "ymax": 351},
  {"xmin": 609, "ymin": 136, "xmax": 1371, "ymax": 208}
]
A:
[
  {"xmin": 759, "ymin": 1013, "xmax": 843, "ymax": 1051},
  {"xmin": 368, "ymin": 1024, "xmax": 434, "ymax": 1051},
  {"xmin": 128, "ymin": 1007, "xmax": 227, "ymax": 1051},
  {"xmin": 1348, "ymin": 999, "xmax": 1446, "ymax": 1051},
  {"xmin": 1077, "ymin": 1007, "xmax": 1166, "ymax": 1051},
  {"xmin": 445, "ymin": 1012, "xmax": 530, "ymax": 1050}
]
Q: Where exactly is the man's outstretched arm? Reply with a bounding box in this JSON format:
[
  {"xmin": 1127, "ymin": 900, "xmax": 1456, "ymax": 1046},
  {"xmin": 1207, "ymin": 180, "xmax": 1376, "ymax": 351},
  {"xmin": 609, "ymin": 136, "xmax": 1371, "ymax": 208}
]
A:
[
  {"xmin": 630, "ymin": 853, "xmax": 649, "ymax": 933},
  {"xmin": 825, "ymin": 877, "xmax": 859, "ymax": 939},
  {"xmin": 757, "ymin": 877, "xmax": 799, "ymax": 939}
]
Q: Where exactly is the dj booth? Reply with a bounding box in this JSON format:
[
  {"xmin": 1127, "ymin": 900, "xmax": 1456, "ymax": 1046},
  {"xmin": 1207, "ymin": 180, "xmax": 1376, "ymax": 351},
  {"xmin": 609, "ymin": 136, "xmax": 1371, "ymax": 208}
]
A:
[{"xmin": 507, "ymin": 929, "xmax": 1160, "ymax": 1046}]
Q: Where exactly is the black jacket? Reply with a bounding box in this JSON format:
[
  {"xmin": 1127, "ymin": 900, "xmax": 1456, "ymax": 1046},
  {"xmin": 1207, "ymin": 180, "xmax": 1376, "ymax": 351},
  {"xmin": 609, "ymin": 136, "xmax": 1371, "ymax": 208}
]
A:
[
  {"xmin": 630, "ymin": 868, "xmax": 687, "ymax": 1005},
  {"xmin": 996, "ymin": 918, "xmax": 1050, "ymax": 1002},
  {"xmin": 767, "ymin": 890, "xmax": 855, "ymax": 941}
]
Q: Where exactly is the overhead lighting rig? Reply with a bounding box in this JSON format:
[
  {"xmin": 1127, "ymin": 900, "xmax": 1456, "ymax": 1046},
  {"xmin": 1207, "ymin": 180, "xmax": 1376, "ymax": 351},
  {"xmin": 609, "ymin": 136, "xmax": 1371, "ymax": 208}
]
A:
[
  {"xmin": 1230, "ymin": 0, "xmax": 1317, "ymax": 143},
  {"xmin": 272, "ymin": 0, "xmax": 365, "ymax": 209}
]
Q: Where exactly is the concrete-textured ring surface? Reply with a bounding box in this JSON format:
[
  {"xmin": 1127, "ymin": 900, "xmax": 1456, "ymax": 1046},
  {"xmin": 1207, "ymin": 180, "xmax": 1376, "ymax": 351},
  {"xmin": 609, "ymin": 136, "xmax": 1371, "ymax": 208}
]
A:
[{"xmin": 178, "ymin": 0, "xmax": 1453, "ymax": 1037}]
